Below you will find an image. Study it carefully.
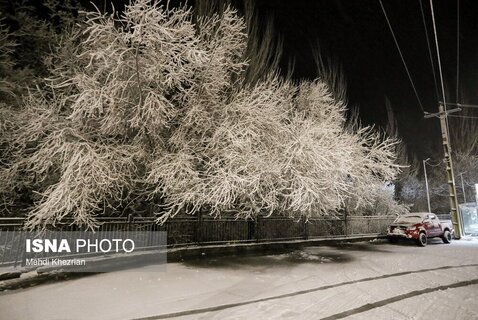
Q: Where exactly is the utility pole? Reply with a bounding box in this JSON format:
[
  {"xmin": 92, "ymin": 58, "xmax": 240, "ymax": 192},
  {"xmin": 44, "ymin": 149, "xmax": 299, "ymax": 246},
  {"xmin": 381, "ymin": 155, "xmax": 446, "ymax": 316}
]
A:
[
  {"xmin": 475, "ymin": 184, "xmax": 478, "ymax": 207},
  {"xmin": 424, "ymin": 103, "xmax": 463, "ymax": 239},
  {"xmin": 459, "ymin": 172, "xmax": 467, "ymax": 203},
  {"xmin": 423, "ymin": 158, "xmax": 431, "ymax": 213}
]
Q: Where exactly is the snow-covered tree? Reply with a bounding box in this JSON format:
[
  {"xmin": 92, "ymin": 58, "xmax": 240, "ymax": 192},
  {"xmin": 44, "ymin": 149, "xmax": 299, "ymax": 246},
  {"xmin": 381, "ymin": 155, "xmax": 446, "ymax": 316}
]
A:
[
  {"xmin": 0, "ymin": 21, "xmax": 18, "ymax": 103},
  {"xmin": 194, "ymin": 0, "xmax": 284, "ymax": 85},
  {"xmin": 1, "ymin": 0, "xmax": 83, "ymax": 201},
  {"xmin": 1, "ymin": 0, "xmax": 400, "ymax": 229}
]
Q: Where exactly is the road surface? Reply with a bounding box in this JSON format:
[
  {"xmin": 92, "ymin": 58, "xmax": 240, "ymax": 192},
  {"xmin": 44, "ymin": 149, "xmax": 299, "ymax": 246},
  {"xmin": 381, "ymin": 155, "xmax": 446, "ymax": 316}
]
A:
[{"xmin": 1, "ymin": 238, "xmax": 478, "ymax": 319}]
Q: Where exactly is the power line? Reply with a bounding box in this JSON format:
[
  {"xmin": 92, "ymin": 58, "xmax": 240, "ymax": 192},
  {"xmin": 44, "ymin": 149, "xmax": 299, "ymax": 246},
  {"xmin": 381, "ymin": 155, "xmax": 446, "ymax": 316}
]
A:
[
  {"xmin": 426, "ymin": 159, "xmax": 444, "ymax": 167},
  {"xmin": 458, "ymin": 105, "xmax": 478, "ymax": 109},
  {"xmin": 429, "ymin": 0, "xmax": 447, "ymax": 111},
  {"xmin": 378, "ymin": 0, "xmax": 425, "ymax": 113},
  {"xmin": 456, "ymin": 0, "xmax": 460, "ymax": 103},
  {"xmin": 419, "ymin": 0, "xmax": 440, "ymax": 102},
  {"xmin": 429, "ymin": 0, "xmax": 454, "ymax": 142}
]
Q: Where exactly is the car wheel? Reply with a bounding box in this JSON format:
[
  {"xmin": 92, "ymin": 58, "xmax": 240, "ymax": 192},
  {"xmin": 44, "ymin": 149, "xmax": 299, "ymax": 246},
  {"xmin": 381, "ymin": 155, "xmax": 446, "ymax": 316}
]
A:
[
  {"xmin": 442, "ymin": 230, "xmax": 452, "ymax": 244},
  {"xmin": 417, "ymin": 232, "xmax": 427, "ymax": 247}
]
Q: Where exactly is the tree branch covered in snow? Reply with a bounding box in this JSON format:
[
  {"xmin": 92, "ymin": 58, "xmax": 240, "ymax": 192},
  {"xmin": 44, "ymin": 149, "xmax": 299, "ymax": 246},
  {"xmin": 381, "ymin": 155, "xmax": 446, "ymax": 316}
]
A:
[{"xmin": 1, "ymin": 0, "xmax": 401, "ymax": 229}]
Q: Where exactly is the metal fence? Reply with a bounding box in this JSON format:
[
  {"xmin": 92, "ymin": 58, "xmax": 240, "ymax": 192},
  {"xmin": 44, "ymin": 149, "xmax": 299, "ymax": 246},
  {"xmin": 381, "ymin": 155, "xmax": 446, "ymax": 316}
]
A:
[
  {"xmin": 0, "ymin": 215, "xmax": 396, "ymax": 244},
  {"xmin": 0, "ymin": 215, "xmax": 396, "ymax": 268}
]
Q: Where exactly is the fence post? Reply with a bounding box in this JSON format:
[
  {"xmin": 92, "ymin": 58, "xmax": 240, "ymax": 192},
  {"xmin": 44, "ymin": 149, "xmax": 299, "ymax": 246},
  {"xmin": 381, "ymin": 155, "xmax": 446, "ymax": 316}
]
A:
[
  {"xmin": 255, "ymin": 216, "xmax": 259, "ymax": 242},
  {"xmin": 247, "ymin": 219, "xmax": 254, "ymax": 241},
  {"xmin": 303, "ymin": 219, "xmax": 308, "ymax": 240},
  {"xmin": 196, "ymin": 210, "xmax": 203, "ymax": 245},
  {"xmin": 127, "ymin": 214, "xmax": 133, "ymax": 231},
  {"xmin": 344, "ymin": 211, "xmax": 348, "ymax": 236}
]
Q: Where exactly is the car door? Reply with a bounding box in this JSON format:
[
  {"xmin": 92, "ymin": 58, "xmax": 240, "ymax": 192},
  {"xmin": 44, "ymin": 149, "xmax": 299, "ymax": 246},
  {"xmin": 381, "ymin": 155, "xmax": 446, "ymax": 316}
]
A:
[
  {"xmin": 429, "ymin": 214, "xmax": 441, "ymax": 236},
  {"xmin": 422, "ymin": 215, "xmax": 434, "ymax": 236}
]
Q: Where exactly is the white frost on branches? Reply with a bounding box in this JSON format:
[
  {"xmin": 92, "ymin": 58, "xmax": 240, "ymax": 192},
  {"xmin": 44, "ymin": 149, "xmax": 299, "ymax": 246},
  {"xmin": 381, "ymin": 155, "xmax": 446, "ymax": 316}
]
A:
[
  {"xmin": 1, "ymin": 0, "xmax": 401, "ymax": 229},
  {"xmin": 151, "ymin": 77, "xmax": 400, "ymax": 222}
]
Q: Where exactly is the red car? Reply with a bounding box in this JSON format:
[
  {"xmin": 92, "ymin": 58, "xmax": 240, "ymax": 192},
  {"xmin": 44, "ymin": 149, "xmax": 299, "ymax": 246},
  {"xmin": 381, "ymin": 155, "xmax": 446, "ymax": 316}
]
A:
[{"xmin": 387, "ymin": 212, "xmax": 454, "ymax": 246}]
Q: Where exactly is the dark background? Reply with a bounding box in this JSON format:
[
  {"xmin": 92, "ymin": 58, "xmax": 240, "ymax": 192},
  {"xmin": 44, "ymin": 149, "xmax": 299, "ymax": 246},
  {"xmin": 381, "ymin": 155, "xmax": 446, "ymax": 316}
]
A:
[{"xmin": 253, "ymin": 0, "xmax": 478, "ymax": 159}]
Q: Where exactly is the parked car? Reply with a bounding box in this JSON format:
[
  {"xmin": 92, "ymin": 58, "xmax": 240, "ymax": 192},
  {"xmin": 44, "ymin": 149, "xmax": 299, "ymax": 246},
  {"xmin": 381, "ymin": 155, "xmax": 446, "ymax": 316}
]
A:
[{"xmin": 387, "ymin": 212, "xmax": 454, "ymax": 246}]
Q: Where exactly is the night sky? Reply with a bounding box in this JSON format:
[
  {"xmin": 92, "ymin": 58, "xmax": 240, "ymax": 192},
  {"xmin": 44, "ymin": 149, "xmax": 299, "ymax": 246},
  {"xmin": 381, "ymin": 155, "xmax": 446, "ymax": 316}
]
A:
[{"xmin": 251, "ymin": 0, "xmax": 478, "ymax": 159}]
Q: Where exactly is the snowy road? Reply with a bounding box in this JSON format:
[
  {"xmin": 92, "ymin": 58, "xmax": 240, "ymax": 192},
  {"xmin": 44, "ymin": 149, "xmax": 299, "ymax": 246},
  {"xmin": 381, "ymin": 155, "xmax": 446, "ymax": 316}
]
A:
[{"xmin": 1, "ymin": 238, "xmax": 478, "ymax": 320}]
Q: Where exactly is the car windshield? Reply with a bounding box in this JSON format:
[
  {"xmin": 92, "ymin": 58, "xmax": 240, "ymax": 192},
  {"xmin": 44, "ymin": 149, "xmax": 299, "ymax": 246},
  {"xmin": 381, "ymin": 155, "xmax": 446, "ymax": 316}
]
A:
[{"xmin": 394, "ymin": 215, "xmax": 422, "ymax": 224}]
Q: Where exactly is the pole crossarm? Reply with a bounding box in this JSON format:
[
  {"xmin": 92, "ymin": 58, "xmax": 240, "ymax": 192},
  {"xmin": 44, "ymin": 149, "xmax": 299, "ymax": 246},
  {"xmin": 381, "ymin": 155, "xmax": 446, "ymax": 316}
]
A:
[
  {"xmin": 448, "ymin": 115, "xmax": 478, "ymax": 120},
  {"xmin": 441, "ymin": 102, "xmax": 478, "ymax": 109},
  {"xmin": 424, "ymin": 107, "xmax": 461, "ymax": 119}
]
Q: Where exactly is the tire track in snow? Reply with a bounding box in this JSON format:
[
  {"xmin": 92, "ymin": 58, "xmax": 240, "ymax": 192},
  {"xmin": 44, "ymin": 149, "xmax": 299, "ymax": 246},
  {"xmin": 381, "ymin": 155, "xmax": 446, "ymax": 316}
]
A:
[
  {"xmin": 320, "ymin": 279, "xmax": 478, "ymax": 320},
  {"xmin": 132, "ymin": 263, "xmax": 478, "ymax": 319}
]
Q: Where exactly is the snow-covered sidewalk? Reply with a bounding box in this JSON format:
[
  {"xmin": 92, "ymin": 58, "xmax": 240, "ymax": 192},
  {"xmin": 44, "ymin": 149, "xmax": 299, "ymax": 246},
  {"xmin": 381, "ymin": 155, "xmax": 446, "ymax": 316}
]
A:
[{"xmin": 1, "ymin": 239, "xmax": 478, "ymax": 320}]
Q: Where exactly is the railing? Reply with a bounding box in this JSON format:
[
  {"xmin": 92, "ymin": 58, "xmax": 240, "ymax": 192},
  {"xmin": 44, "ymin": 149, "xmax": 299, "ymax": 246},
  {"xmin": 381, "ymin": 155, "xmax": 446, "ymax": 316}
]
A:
[
  {"xmin": 0, "ymin": 215, "xmax": 396, "ymax": 244},
  {"xmin": 0, "ymin": 215, "xmax": 396, "ymax": 269}
]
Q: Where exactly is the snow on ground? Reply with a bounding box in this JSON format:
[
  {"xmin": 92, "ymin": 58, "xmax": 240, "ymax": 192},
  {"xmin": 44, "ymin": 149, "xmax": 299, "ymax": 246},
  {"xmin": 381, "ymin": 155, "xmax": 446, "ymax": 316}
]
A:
[{"xmin": 0, "ymin": 239, "xmax": 478, "ymax": 320}]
